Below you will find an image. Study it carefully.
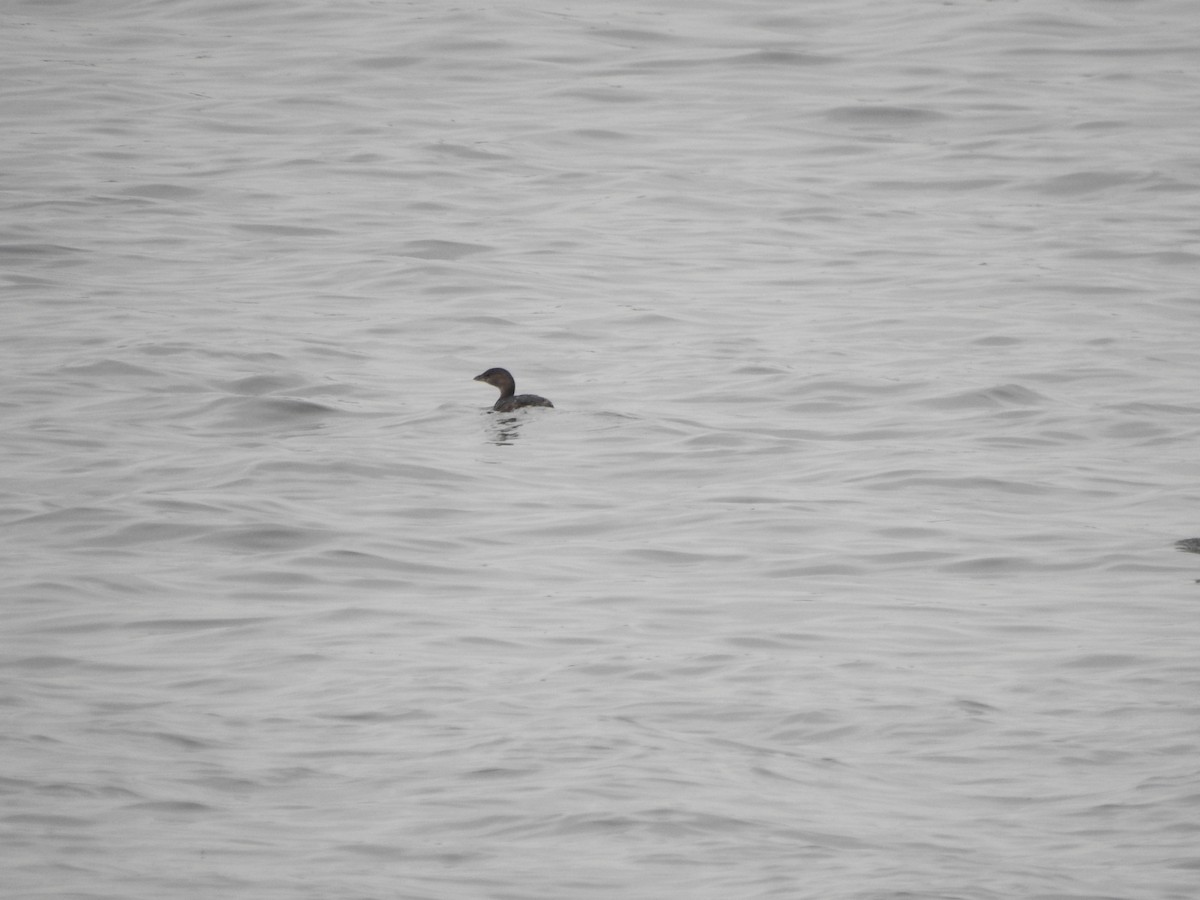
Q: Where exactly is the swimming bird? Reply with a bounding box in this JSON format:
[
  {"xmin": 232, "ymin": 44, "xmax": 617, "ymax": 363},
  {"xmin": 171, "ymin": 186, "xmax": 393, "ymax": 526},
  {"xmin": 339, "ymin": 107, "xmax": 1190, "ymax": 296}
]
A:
[{"xmin": 473, "ymin": 367, "xmax": 554, "ymax": 412}]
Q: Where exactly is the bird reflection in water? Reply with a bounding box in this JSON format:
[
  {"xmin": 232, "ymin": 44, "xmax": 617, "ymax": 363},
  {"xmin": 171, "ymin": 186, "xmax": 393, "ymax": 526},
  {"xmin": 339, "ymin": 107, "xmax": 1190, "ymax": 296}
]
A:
[{"xmin": 485, "ymin": 414, "xmax": 527, "ymax": 446}]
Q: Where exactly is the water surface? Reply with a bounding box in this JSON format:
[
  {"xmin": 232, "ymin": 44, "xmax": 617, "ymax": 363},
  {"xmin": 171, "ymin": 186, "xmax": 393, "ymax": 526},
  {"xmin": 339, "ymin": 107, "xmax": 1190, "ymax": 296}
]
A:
[{"xmin": 3, "ymin": 1, "xmax": 1199, "ymax": 898}]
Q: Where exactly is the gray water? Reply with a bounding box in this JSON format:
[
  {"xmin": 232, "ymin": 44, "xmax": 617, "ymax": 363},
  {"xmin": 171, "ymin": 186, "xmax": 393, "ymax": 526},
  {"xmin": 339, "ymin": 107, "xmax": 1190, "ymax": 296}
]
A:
[{"xmin": 3, "ymin": 1, "xmax": 1199, "ymax": 898}]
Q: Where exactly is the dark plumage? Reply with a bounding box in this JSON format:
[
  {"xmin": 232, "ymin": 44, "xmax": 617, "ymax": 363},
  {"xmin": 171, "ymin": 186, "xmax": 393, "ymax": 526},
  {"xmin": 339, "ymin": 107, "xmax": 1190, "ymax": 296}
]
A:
[{"xmin": 473, "ymin": 367, "xmax": 554, "ymax": 412}]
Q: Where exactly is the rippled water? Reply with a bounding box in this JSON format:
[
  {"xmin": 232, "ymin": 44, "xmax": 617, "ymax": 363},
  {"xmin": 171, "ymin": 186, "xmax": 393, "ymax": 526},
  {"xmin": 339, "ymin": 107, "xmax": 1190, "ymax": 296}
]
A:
[{"xmin": 4, "ymin": 1, "xmax": 1200, "ymax": 898}]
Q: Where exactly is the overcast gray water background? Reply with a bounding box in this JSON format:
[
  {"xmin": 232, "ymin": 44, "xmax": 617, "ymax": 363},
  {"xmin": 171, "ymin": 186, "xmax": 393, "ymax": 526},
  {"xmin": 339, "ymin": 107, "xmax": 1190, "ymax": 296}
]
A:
[{"xmin": 3, "ymin": 1, "xmax": 1200, "ymax": 898}]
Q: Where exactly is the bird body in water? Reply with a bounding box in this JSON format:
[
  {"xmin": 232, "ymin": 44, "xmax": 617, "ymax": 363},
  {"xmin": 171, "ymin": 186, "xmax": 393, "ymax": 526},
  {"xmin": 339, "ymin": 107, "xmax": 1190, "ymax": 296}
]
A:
[{"xmin": 473, "ymin": 367, "xmax": 554, "ymax": 412}]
